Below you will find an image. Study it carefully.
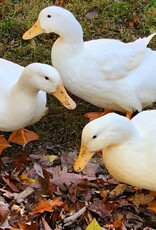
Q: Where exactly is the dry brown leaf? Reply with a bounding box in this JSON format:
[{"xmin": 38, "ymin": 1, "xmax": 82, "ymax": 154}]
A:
[
  {"xmin": 109, "ymin": 184, "xmax": 127, "ymax": 197},
  {"xmin": 31, "ymin": 199, "xmax": 63, "ymax": 214},
  {"xmin": 34, "ymin": 163, "xmax": 44, "ymax": 178},
  {"xmin": 50, "ymin": 166, "xmax": 96, "ymax": 191},
  {"xmin": 61, "ymin": 151, "xmax": 77, "ymax": 170},
  {"xmin": 0, "ymin": 202, "xmax": 9, "ymax": 224},
  {"xmin": 68, "ymin": 179, "xmax": 99, "ymax": 203},
  {"xmin": 42, "ymin": 217, "xmax": 52, "ymax": 230},
  {"xmin": 15, "ymin": 186, "xmax": 35, "ymax": 203},
  {"xmin": 150, "ymin": 191, "xmax": 156, "ymax": 197},
  {"xmin": 148, "ymin": 200, "xmax": 156, "ymax": 213},
  {"xmin": 113, "ymin": 220, "xmax": 122, "ymax": 228},
  {"xmin": 13, "ymin": 152, "xmax": 28, "ymax": 165},
  {"xmin": 0, "ymin": 218, "xmax": 11, "ymax": 229},
  {"xmin": 85, "ymin": 11, "xmax": 98, "ymax": 20},
  {"xmin": 0, "ymin": 158, "xmax": 3, "ymax": 168},
  {"xmin": 2, "ymin": 175, "xmax": 19, "ymax": 192},
  {"xmin": 129, "ymin": 18, "xmax": 137, "ymax": 27},
  {"xmin": 61, "ymin": 151, "xmax": 101, "ymax": 177},
  {"xmin": 132, "ymin": 192, "xmax": 155, "ymax": 208},
  {"xmin": 18, "ymin": 221, "xmax": 39, "ymax": 230},
  {"xmin": 88, "ymin": 198, "xmax": 111, "ymax": 219}
]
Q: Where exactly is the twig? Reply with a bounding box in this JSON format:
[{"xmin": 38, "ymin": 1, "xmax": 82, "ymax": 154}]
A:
[{"xmin": 64, "ymin": 206, "xmax": 87, "ymax": 224}]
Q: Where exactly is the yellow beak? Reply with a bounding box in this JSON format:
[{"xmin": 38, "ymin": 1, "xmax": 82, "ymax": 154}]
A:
[
  {"xmin": 74, "ymin": 143, "xmax": 95, "ymax": 172},
  {"xmin": 23, "ymin": 19, "xmax": 45, "ymax": 40},
  {"xmin": 52, "ymin": 84, "xmax": 76, "ymax": 110}
]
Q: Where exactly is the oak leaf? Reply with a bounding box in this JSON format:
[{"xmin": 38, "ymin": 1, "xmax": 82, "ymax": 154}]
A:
[
  {"xmin": 31, "ymin": 199, "xmax": 63, "ymax": 214},
  {"xmin": 50, "ymin": 166, "xmax": 96, "ymax": 191},
  {"xmin": 132, "ymin": 192, "xmax": 155, "ymax": 208},
  {"xmin": 88, "ymin": 198, "xmax": 111, "ymax": 219}
]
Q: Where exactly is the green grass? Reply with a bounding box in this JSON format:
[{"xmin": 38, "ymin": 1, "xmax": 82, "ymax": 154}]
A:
[{"xmin": 0, "ymin": 0, "xmax": 156, "ymax": 150}]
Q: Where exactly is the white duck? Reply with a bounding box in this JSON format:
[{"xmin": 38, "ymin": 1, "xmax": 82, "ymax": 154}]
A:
[
  {"xmin": 23, "ymin": 6, "xmax": 156, "ymax": 120},
  {"xmin": 0, "ymin": 58, "xmax": 76, "ymax": 153},
  {"xmin": 74, "ymin": 110, "xmax": 156, "ymax": 191}
]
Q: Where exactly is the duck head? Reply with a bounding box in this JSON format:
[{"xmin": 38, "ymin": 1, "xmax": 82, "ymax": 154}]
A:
[
  {"xmin": 23, "ymin": 6, "xmax": 83, "ymax": 42},
  {"xmin": 74, "ymin": 113, "xmax": 136, "ymax": 172},
  {"xmin": 23, "ymin": 63, "xmax": 76, "ymax": 110}
]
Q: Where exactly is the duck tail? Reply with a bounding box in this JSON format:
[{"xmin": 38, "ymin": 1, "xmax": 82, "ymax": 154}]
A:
[{"xmin": 142, "ymin": 32, "xmax": 156, "ymax": 46}]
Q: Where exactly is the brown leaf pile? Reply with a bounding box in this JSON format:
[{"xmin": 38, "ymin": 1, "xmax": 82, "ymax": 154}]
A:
[{"xmin": 0, "ymin": 151, "xmax": 156, "ymax": 229}]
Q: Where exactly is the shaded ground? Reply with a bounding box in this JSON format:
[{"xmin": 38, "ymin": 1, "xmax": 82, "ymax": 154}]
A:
[{"xmin": 0, "ymin": 0, "xmax": 156, "ymax": 229}]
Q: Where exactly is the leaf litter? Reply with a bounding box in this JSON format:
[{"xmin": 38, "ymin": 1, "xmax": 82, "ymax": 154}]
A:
[{"xmin": 0, "ymin": 150, "xmax": 156, "ymax": 229}]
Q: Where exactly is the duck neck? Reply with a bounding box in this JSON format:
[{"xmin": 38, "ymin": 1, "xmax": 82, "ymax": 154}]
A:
[
  {"xmin": 11, "ymin": 72, "xmax": 39, "ymax": 100},
  {"xmin": 57, "ymin": 20, "xmax": 84, "ymax": 49},
  {"xmin": 101, "ymin": 117, "xmax": 139, "ymax": 151},
  {"xmin": 106, "ymin": 124, "xmax": 139, "ymax": 150}
]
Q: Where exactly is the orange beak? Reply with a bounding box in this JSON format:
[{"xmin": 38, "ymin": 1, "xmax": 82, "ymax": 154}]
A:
[
  {"xmin": 74, "ymin": 143, "xmax": 95, "ymax": 172},
  {"xmin": 23, "ymin": 19, "xmax": 45, "ymax": 40},
  {"xmin": 52, "ymin": 84, "xmax": 76, "ymax": 110}
]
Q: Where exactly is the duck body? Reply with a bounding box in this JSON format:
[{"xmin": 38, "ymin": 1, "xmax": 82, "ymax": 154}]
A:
[
  {"xmin": 0, "ymin": 58, "xmax": 76, "ymax": 151},
  {"xmin": 52, "ymin": 34, "xmax": 156, "ymax": 113},
  {"xmin": 103, "ymin": 114, "xmax": 156, "ymax": 190},
  {"xmin": 0, "ymin": 58, "xmax": 46, "ymax": 131},
  {"xmin": 23, "ymin": 6, "xmax": 156, "ymax": 114},
  {"xmin": 74, "ymin": 110, "xmax": 156, "ymax": 191}
]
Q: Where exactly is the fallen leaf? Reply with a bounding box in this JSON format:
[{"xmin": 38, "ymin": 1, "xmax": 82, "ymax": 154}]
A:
[
  {"xmin": 2, "ymin": 175, "xmax": 19, "ymax": 192},
  {"xmin": 82, "ymin": 162, "xmax": 101, "ymax": 177},
  {"xmin": 132, "ymin": 192, "xmax": 155, "ymax": 208},
  {"xmin": 129, "ymin": 18, "xmax": 137, "ymax": 27},
  {"xmin": 42, "ymin": 217, "xmax": 52, "ymax": 230},
  {"xmin": 30, "ymin": 40, "xmax": 36, "ymax": 49},
  {"xmin": 50, "ymin": 167, "xmax": 96, "ymax": 191},
  {"xmin": 38, "ymin": 168, "xmax": 54, "ymax": 198},
  {"xmin": 150, "ymin": 191, "xmax": 156, "ymax": 197},
  {"xmin": 85, "ymin": 11, "xmax": 98, "ymax": 20},
  {"xmin": 46, "ymin": 155, "xmax": 58, "ymax": 166},
  {"xmin": 34, "ymin": 163, "xmax": 44, "ymax": 178},
  {"xmin": 0, "ymin": 218, "xmax": 11, "ymax": 229},
  {"xmin": 18, "ymin": 221, "xmax": 39, "ymax": 230},
  {"xmin": 55, "ymin": 0, "xmax": 69, "ymax": 7},
  {"xmin": 85, "ymin": 218, "xmax": 102, "ymax": 230},
  {"xmin": 68, "ymin": 179, "xmax": 99, "ymax": 203},
  {"xmin": 61, "ymin": 151, "xmax": 77, "ymax": 170},
  {"xmin": 88, "ymin": 198, "xmax": 111, "ymax": 219},
  {"xmin": 113, "ymin": 220, "xmax": 122, "ymax": 228},
  {"xmin": 13, "ymin": 152, "xmax": 28, "ymax": 165},
  {"xmin": 0, "ymin": 202, "xmax": 9, "ymax": 224},
  {"xmin": 15, "ymin": 186, "xmax": 35, "ymax": 203},
  {"xmin": 109, "ymin": 184, "xmax": 127, "ymax": 197},
  {"xmin": 61, "ymin": 152, "xmax": 100, "ymax": 176},
  {"xmin": 31, "ymin": 199, "xmax": 63, "ymax": 214},
  {"xmin": 0, "ymin": 159, "xmax": 3, "ymax": 168},
  {"xmin": 148, "ymin": 200, "xmax": 156, "ymax": 213},
  {"xmin": 20, "ymin": 173, "xmax": 36, "ymax": 185},
  {"xmin": 105, "ymin": 201, "xmax": 117, "ymax": 212}
]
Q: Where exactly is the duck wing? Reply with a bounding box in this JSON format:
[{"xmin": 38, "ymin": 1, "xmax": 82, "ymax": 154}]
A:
[
  {"xmin": 0, "ymin": 58, "xmax": 24, "ymax": 95},
  {"xmin": 85, "ymin": 33, "xmax": 156, "ymax": 81},
  {"xmin": 131, "ymin": 110, "xmax": 156, "ymax": 136}
]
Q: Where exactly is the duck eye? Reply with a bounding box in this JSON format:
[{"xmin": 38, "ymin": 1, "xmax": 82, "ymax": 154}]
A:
[
  {"xmin": 47, "ymin": 15, "xmax": 51, "ymax": 18},
  {"xmin": 45, "ymin": 76, "xmax": 49, "ymax": 80},
  {"xmin": 92, "ymin": 135, "xmax": 97, "ymax": 139}
]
